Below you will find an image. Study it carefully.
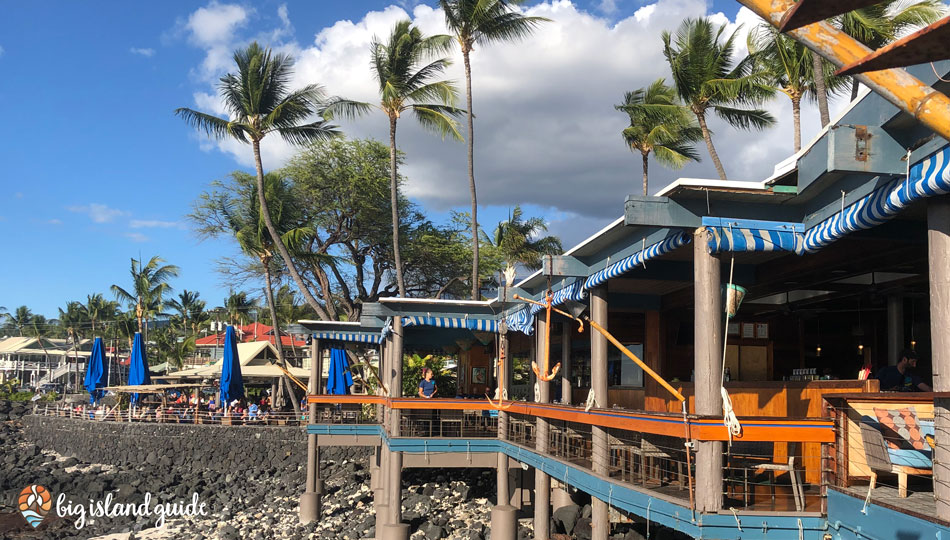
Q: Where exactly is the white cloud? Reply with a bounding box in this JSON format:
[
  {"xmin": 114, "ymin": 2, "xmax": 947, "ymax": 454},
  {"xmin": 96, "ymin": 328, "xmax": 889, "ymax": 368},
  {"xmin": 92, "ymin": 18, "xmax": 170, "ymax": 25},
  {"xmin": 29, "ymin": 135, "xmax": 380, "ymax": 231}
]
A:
[
  {"xmin": 130, "ymin": 47, "xmax": 156, "ymax": 57},
  {"xmin": 186, "ymin": 2, "xmax": 249, "ymax": 46},
  {"xmin": 130, "ymin": 219, "xmax": 183, "ymax": 229},
  {"xmin": 46, "ymin": 219, "xmax": 62, "ymax": 226},
  {"xmin": 598, "ymin": 0, "xmax": 620, "ymax": 15},
  {"xmin": 125, "ymin": 232, "xmax": 149, "ymax": 243},
  {"xmin": 67, "ymin": 203, "xmax": 128, "ymax": 223},
  {"xmin": 177, "ymin": 0, "xmax": 853, "ymax": 220}
]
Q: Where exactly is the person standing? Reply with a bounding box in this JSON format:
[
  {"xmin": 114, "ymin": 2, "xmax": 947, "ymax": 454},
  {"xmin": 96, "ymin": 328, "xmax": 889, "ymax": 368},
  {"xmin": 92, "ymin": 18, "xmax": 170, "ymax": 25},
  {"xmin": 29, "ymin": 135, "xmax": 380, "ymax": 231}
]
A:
[{"xmin": 418, "ymin": 368, "xmax": 439, "ymax": 437}]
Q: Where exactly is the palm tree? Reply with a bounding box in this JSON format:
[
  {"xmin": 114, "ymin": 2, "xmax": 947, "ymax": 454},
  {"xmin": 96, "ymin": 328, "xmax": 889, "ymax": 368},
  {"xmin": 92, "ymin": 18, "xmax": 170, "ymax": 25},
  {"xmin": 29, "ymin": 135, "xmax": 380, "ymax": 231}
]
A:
[
  {"xmin": 490, "ymin": 206, "xmax": 562, "ymax": 274},
  {"xmin": 110, "ymin": 256, "xmax": 180, "ymax": 335},
  {"xmin": 167, "ymin": 290, "xmax": 208, "ymax": 337},
  {"xmin": 327, "ymin": 21, "xmax": 464, "ymax": 297},
  {"xmin": 838, "ymin": 1, "xmax": 944, "ymax": 100},
  {"xmin": 222, "ymin": 291, "xmax": 257, "ymax": 326},
  {"xmin": 662, "ymin": 17, "xmax": 775, "ymax": 180},
  {"xmin": 175, "ymin": 42, "xmax": 338, "ymax": 318},
  {"xmin": 439, "ymin": 0, "xmax": 549, "ymax": 299},
  {"xmin": 615, "ymin": 79, "xmax": 702, "ymax": 195},
  {"xmin": 5, "ymin": 306, "xmax": 34, "ymax": 336},
  {"xmin": 80, "ymin": 293, "xmax": 118, "ymax": 335}
]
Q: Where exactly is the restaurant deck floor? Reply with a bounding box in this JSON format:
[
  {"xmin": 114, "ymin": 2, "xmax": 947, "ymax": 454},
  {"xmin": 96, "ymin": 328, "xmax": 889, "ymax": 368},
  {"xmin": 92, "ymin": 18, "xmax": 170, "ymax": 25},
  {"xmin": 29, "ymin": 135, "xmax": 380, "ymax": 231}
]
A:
[{"xmin": 840, "ymin": 480, "xmax": 942, "ymax": 525}]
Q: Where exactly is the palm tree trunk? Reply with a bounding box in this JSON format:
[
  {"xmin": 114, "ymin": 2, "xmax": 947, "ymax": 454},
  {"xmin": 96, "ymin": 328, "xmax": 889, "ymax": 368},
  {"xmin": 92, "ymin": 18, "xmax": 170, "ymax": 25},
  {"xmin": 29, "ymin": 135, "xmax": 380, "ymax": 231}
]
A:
[
  {"xmin": 263, "ymin": 265, "xmax": 300, "ymax": 416},
  {"xmin": 851, "ymin": 79, "xmax": 860, "ymax": 101},
  {"xmin": 792, "ymin": 95, "xmax": 802, "ymax": 153},
  {"xmin": 463, "ymin": 48, "xmax": 479, "ymax": 300},
  {"xmin": 388, "ymin": 116, "xmax": 407, "ymax": 297},
  {"xmin": 251, "ymin": 140, "xmax": 331, "ymax": 320},
  {"xmin": 813, "ymin": 54, "xmax": 830, "ymax": 127},
  {"xmin": 641, "ymin": 152, "xmax": 650, "ymax": 196},
  {"xmin": 696, "ymin": 111, "xmax": 727, "ymax": 180}
]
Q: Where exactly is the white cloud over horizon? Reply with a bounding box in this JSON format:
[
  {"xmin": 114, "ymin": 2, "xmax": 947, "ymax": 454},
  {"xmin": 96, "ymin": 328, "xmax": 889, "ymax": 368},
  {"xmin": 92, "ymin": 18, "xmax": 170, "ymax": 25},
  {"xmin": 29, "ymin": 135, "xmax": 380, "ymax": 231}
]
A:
[
  {"xmin": 176, "ymin": 0, "xmax": 852, "ymax": 242},
  {"xmin": 130, "ymin": 219, "xmax": 184, "ymax": 229},
  {"xmin": 130, "ymin": 47, "xmax": 156, "ymax": 57},
  {"xmin": 67, "ymin": 203, "xmax": 128, "ymax": 224}
]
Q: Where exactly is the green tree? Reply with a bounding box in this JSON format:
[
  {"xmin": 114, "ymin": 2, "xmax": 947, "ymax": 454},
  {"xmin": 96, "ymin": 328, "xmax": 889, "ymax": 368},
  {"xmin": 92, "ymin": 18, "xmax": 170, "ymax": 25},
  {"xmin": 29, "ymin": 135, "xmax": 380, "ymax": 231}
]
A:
[
  {"xmin": 110, "ymin": 256, "xmax": 180, "ymax": 334},
  {"xmin": 5, "ymin": 306, "xmax": 34, "ymax": 336},
  {"xmin": 838, "ymin": 0, "xmax": 944, "ymax": 100},
  {"xmin": 439, "ymin": 0, "xmax": 549, "ymax": 299},
  {"xmin": 402, "ymin": 353, "xmax": 457, "ymax": 398},
  {"xmin": 166, "ymin": 290, "xmax": 208, "ymax": 337},
  {"xmin": 221, "ymin": 290, "xmax": 257, "ymax": 326},
  {"xmin": 615, "ymin": 78, "xmax": 702, "ymax": 195},
  {"xmin": 80, "ymin": 293, "xmax": 119, "ymax": 335},
  {"xmin": 327, "ymin": 21, "xmax": 463, "ymax": 297},
  {"xmin": 175, "ymin": 42, "xmax": 339, "ymax": 319},
  {"xmin": 662, "ymin": 17, "xmax": 775, "ymax": 180},
  {"xmin": 489, "ymin": 206, "xmax": 562, "ymax": 274}
]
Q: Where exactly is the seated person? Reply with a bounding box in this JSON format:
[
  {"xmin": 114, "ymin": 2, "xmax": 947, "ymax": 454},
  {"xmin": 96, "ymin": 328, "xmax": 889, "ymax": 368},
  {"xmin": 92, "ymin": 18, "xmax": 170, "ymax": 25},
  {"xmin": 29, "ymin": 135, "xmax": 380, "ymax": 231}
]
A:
[
  {"xmin": 876, "ymin": 349, "xmax": 933, "ymax": 392},
  {"xmin": 248, "ymin": 403, "xmax": 260, "ymax": 420}
]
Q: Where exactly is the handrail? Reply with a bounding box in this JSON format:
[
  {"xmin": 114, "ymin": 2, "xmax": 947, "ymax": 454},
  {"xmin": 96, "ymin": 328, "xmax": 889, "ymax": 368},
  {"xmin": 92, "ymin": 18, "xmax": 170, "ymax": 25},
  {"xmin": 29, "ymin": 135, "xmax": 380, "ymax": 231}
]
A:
[{"xmin": 306, "ymin": 395, "xmax": 834, "ymax": 442}]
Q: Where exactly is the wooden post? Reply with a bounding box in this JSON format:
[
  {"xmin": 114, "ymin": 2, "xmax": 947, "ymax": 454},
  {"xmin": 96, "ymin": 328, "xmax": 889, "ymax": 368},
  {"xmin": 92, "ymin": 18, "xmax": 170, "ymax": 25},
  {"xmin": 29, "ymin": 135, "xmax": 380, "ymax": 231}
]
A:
[
  {"xmin": 383, "ymin": 314, "xmax": 405, "ymax": 536},
  {"xmin": 590, "ymin": 286, "xmax": 609, "ymax": 540},
  {"xmin": 887, "ymin": 296, "xmax": 904, "ymax": 366},
  {"xmin": 928, "ymin": 196, "xmax": 950, "ymax": 516},
  {"xmin": 391, "ymin": 316, "xmax": 403, "ymax": 436},
  {"xmin": 694, "ymin": 228, "xmax": 723, "ymax": 513},
  {"xmin": 534, "ymin": 313, "xmax": 551, "ymax": 540},
  {"xmin": 561, "ymin": 321, "xmax": 572, "ymax": 406}
]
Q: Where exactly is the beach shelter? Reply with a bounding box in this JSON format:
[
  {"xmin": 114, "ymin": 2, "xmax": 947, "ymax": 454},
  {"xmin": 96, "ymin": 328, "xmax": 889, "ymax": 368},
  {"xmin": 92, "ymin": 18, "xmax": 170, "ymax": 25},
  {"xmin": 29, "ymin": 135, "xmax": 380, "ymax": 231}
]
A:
[
  {"xmin": 83, "ymin": 337, "xmax": 109, "ymax": 404},
  {"xmin": 326, "ymin": 348, "xmax": 353, "ymax": 395},
  {"xmin": 128, "ymin": 332, "xmax": 151, "ymax": 404},
  {"xmin": 219, "ymin": 325, "xmax": 245, "ymax": 405}
]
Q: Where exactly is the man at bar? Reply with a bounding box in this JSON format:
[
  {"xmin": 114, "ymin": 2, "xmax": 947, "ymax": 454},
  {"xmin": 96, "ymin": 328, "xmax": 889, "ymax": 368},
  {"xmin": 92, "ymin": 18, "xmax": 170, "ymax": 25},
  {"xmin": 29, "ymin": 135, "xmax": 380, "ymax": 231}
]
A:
[{"xmin": 876, "ymin": 349, "xmax": 933, "ymax": 392}]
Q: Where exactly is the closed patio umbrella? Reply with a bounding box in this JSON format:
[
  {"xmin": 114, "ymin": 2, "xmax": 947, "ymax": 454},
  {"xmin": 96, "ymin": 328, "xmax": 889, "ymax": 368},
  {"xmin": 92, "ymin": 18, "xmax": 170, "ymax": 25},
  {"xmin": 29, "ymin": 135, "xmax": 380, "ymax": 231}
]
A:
[
  {"xmin": 128, "ymin": 333, "xmax": 151, "ymax": 404},
  {"xmin": 219, "ymin": 325, "xmax": 244, "ymax": 406},
  {"xmin": 83, "ymin": 337, "xmax": 108, "ymax": 404},
  {"xmin": 326, "ymin": 348, "xmax": 353, "ymax": 395}
]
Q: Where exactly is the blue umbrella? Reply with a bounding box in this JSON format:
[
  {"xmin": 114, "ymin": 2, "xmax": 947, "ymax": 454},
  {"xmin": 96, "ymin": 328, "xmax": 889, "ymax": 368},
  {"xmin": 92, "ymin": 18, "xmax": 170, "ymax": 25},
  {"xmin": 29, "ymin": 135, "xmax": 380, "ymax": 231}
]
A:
[
  {"xmin": 128, "ymin": 332, "xmax": 151, "ymax": 404},
  {"xmin": 219, "ymin": 326, "xmax": 244, "ymax": 406},
  {"xmin": 83, "ymin": 337, "xmax": 109, "ymax": 404},
  {"xmin": 326, "ymin": 348, "xmax": 353, "ymax": 395}
]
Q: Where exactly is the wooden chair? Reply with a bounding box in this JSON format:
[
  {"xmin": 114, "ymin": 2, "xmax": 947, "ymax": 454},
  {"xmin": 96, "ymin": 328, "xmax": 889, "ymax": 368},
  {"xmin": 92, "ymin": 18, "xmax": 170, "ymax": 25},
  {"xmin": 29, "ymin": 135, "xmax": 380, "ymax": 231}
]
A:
[
  {"xmin": 860, "ymin": 422, "xmax": 933, "ymax": 498},
  {"xmin": 440, "ymin": 410, "xmax": 464, "ymax": 437},
  {"xmin": 728, "ymin": 441, "xmax": 803, "ymax": 511}
]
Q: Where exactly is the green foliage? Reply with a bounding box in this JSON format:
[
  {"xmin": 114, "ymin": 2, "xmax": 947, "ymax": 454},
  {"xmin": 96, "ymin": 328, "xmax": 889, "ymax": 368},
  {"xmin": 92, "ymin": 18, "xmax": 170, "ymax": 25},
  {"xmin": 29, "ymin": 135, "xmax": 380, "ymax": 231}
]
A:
[
  {"xmin": 401, "ymin": 353, "xmax": 457, "ymax": 398},
  {"xmin": 838, "ymin": 1, "xmax": 944, "ymax": 50},
  {"xmin": 488, "ymin": 206, "xmax": 562, "ymax": 272},
  {"xmin": 110, "ymin": 256, "xmax": 180, "ymax": 331}
]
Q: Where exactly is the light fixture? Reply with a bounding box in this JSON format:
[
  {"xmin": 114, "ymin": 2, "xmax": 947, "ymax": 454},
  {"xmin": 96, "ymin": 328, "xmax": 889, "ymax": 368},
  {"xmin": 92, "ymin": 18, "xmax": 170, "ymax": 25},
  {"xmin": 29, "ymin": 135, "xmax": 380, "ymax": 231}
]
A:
[
  {"xmin": 816, "ymin": 317, "xmax": 821, "ymax": 357},
  {"xmin": 816, "ymin": 345, "xmax": 822, "ymax": 357},
  {"xmin": 910, "ymin": 300, "xmax": 917, "ymax": 350},
  {"xmin": 858, "ymin": 343, "xmax": 864, "ymax": 354}
]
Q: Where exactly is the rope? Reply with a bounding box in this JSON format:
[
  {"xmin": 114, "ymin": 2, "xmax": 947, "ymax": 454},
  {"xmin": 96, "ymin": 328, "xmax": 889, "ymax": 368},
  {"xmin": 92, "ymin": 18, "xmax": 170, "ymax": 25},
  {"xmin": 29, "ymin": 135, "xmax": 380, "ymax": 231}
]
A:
[
  {"xmin": 932, "ymin": 62, "xmax": 950, "ymax": 83},
  {"xmin": 730, "ymin": 507, "xmax": 742, "ymax": 531},
  {"xmin": 720, "ymin": 232, "xmax": 743, "ymax": 443}
]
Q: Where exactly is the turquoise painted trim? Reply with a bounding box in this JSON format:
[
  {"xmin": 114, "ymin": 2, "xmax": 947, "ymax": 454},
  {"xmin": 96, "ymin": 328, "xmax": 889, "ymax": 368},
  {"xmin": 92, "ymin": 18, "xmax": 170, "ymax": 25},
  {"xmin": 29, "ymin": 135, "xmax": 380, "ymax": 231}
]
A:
[
  {"xmin": 826, "ymin": 488, "xmax": 950, "ymax": 540},
  {"xmin": 702, "ymin": 217, "xmax": 805, "ymax": 233},
  {"xmin": 307, "ymin": 424, "xmax": 383, "ymax": 436}
]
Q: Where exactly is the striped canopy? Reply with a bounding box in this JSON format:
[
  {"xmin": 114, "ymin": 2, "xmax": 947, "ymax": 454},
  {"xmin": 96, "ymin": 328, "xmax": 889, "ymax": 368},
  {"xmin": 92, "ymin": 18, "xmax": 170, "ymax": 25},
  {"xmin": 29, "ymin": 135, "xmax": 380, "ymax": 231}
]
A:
[
  {"xmin": 583, "ymin": 231, "xmax": 691, "ymax": 291},
  {"xmin": 312, "ymin": 331, "xmax": 382, "ymax": 344},
  {"xmin": 802, "ymin": 144, "xmax": 950, "ymax": 253},
  {"xmin": 705, "ymin": 219, "xmax": 804, "ymax": 254},
  {"xmin": 401, "ymin": 316, "xmax": 498, "ymax": 333},
  {"xmin": 528, "ymin": 280, "xmax": 586, "ymax": 315},
  {"xmin": 505, "ymin": 307, "xmax": 535, "ymax": 335}
]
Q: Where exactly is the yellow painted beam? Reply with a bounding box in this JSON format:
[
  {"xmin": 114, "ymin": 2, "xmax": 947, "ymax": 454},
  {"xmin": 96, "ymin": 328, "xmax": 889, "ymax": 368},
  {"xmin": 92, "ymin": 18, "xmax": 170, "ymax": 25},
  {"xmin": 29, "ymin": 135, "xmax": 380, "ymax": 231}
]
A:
[{"xmin": 737, "ymin": 0, "xmax": 950, "ymax": 142}]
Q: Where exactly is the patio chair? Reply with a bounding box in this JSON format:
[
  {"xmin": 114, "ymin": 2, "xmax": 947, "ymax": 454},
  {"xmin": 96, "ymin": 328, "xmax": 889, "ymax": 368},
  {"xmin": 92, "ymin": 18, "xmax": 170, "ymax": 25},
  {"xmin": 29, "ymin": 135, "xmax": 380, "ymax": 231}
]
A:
[
  {"xmin": 727, "ymin": 441, "xmax": 803, "ymax": 511},
  {"xmin": 440, "ymin": 409, "xmax": 464, "ymax": 437},
  {"xmin": 859, "ymin": 417, "xmax": 933, "ymax": 498}
]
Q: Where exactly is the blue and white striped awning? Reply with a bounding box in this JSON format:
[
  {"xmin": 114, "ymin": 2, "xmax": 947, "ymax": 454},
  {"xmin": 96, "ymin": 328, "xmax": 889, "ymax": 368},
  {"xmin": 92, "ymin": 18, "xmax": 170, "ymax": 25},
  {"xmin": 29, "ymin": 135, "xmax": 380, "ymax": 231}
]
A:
[
  {"xmin": 704, "ymin": 218, "xmax": 804, "ymax": 254},
  {"xmin": 802, "ymin": 144, "xmax": 950, "ymax": 253},
  {"xmin": 312, "ymin": 332, "xmax": 382, "ymax": 344},
  {"xmin": 583, "ymin": 231, "xmax": 691, "ymax": 291},
  {"xmin": 401, "ymin": 316, "xmax": 498, "ymax": 333},
  {"xmin": 505, "ymin": 307, "xmax": 535, "ymax": 335},
  {"xmin": 528, "ymin": 280, "xmax": 586, "ymax": 314}
]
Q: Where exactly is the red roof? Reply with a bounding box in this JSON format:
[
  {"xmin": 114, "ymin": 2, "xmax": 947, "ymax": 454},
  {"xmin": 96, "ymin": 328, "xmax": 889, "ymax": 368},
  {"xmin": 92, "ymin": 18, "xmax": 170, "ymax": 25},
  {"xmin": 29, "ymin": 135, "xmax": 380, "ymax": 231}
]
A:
[{"xmin": 195, "ymin": 322, "xmax": 306, "ymax": 347}]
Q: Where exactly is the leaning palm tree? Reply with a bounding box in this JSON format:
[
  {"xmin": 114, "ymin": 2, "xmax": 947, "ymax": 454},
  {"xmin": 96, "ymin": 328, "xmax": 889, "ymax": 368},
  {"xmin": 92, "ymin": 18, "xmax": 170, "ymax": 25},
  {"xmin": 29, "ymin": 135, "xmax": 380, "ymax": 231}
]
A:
[
  {"xmin": 439, "ymin": 0, "xmax": 549, "ymax": 299},
  {"xmin": 327, "ymin": 21, "xmax": 464, "ymax": 297},
  {"xmin": 490, "ymin": 206, "xmax": 562, "ymax": 274},
  {"xmin": 615, "ymin": 79, "xmax": 702, "ymax": 195},
  {"xmin": 662, "ymin": 17, "xmax": 775, "ymax": 180},
  {"xmin": 175, "ymin": 42, "xmax": 338, "ymax": 318},
  {"xmin": 110, "ymin": 256, "xmax": 180, "ymax": 335},
  {"xmin": 5, "ymin": 306, "xmax": 34, "ymax": 336},
  {"xmin": 838, "ymin": 0, "xmax": 944, "ymax": 100}
]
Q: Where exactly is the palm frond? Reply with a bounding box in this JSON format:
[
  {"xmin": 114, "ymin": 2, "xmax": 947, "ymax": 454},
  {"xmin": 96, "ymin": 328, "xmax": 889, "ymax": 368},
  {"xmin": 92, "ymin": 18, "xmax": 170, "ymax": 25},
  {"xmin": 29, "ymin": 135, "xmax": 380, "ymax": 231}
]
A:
[
  {"xmin": 410, "ymin": 105, "xmax": 464, "ymax": 140},
  {"xmin": 713, "ymin": 105, "xmax": 774, "ymax": 130},
  {"xmin": 174, "ymin": 108, "xmax": 247, "ymax": 142}
]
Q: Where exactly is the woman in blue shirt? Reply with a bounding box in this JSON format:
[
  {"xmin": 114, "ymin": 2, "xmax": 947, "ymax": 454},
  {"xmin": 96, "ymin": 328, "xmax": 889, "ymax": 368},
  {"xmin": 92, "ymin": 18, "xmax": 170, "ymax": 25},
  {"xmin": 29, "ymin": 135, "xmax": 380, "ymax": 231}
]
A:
[{"xmin": 418, "ymin": 368, "xmax": 438, "ymax": 398}]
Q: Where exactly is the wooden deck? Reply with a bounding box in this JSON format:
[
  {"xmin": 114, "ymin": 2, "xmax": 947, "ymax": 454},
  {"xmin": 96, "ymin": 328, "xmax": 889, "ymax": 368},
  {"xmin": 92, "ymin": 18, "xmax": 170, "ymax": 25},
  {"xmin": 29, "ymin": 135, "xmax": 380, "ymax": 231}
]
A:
[{"xmin": 839, "ymin": 480, "xmax": 943, "ymax": 525}]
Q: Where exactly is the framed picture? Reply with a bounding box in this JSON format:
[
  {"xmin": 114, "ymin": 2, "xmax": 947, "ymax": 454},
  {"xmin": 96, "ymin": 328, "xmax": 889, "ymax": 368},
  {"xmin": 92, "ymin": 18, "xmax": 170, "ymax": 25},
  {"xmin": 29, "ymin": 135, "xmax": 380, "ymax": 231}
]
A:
[
  {"xmin": 472, "ymin": 367, "xmax": 487, "ymax": 385},
  {"xmin": 741, "ymin": 323, "xmax": 756, "ymax": 339},
  {"xmin": 755, "ymin": 323, "xmax": 769, "ymax": 339},
  {"xmin": 728, "ymin": 322, "xmax": 740, "ymax": 336}
]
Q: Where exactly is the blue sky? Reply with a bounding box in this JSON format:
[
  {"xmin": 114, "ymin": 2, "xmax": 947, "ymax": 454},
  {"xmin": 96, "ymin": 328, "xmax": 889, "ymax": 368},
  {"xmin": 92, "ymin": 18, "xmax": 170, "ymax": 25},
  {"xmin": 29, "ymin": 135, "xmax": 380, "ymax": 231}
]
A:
[{"xmin": 1, "ymin": 1, "xmax": 775, "ymax": 319}]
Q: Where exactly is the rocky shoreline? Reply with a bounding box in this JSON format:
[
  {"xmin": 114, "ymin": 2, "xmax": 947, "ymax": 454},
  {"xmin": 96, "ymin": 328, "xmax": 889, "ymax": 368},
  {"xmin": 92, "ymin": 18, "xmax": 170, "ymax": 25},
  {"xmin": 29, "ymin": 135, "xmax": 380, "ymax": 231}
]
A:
[{"xmin": 2, "ymin": 403, "xmax": 682, "ymax": 539}]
